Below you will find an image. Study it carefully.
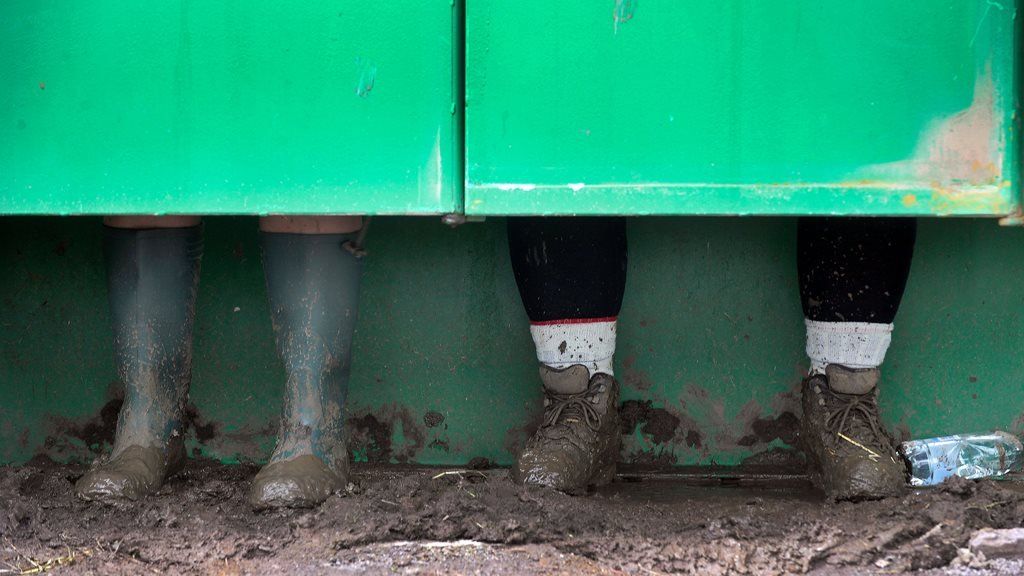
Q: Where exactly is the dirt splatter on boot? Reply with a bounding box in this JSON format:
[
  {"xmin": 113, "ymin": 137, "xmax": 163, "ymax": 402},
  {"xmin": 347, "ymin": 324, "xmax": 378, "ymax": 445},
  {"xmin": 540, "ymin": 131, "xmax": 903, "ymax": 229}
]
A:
[
  {"xmin": 249, "ymin": 232, "xmax": 360, "ymax": 510},
  {"xmin": 512, "ymin": 364, "xmax": 620, "ymax": 493},
  {"xmin": 76, "ymin": 225, "xmax": 202, "ymax": 501},
  {"xmin": 801, "ymin": 364, "xmax": 906, "ymax": 501}
]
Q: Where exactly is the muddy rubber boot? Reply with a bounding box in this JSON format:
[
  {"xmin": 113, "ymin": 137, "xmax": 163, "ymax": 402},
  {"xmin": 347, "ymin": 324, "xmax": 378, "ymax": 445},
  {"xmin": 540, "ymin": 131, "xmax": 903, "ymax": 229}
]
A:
[
  {"xmin": 76, "ymin": 225, "xmax": 202, "ymax": 501},
  {"xmin": 249, "ymin": 232, "xmax": 360, "ymax": 510},
  {"xmin": 801, "ymin": 364, "xmax": 907, "ymax": 501},
  {"xmin": 512, "ymin": 364, "xmax": 621, "ymax": 493}
]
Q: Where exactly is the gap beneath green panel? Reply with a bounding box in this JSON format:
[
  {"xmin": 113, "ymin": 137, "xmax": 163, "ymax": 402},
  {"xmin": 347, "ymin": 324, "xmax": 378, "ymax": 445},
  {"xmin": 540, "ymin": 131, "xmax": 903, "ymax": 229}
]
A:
[{"xmin": 3, "ymin": 217, "xmax": 1024, "ymax": 468}]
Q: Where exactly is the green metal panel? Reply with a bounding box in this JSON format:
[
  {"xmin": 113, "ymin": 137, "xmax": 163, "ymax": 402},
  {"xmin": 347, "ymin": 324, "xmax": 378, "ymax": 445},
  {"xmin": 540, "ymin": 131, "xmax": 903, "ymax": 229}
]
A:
[
  {"xmin": 466, "ymin": 0, "xmax": 1019, "ymax": 216},
  {"xmin": 0, "ymin": 1, "xmax": 461, "ymax": 215},
  {"xmin": 4, "ymin": 217, "xmax": 1024, "ymax": 467}
]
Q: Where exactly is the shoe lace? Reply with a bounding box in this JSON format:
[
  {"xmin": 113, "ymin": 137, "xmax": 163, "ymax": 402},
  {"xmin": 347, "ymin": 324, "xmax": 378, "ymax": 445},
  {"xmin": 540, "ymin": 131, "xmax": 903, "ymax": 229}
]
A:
[
  {"xmin": 824, "ymin": 388, "xmax": 885, "ymax": 442},
  {"xmin": 541, "ymin": 388, "xmax": 602, "ymax": 432}
]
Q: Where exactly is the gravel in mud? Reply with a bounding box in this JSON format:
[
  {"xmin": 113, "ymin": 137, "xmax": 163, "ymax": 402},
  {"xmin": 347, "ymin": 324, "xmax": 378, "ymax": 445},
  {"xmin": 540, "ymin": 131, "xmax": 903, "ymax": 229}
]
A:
[{"xmin": 2, "ymin": 458, "xmax": 1024, "ymax": 575}]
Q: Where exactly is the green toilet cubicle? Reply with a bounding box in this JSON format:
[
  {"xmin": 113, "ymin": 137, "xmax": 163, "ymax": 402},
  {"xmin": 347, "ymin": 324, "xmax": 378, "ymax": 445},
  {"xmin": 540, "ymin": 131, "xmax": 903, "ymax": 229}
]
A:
[
  {"xmin": 1, "ymin": 1, "xmax": 1022, "ymax": 468},
  {"xmin": 465, "ymin": 0, "xmax": 1019, "ymax": 217},
  {"xmin": 0, "ymin": 1, "xmax": 462, "ymax": 215}
]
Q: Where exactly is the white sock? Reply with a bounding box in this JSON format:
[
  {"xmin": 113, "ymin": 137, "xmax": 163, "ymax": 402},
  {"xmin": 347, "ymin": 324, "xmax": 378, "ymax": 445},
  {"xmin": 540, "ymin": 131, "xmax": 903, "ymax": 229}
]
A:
[
  {"xmin": 530, "ymin": 319, "xmax": 617, "ymax": 377},
  {"xmin": 805, "ymin": 319, "xmax": 893, "ymax": 375}
]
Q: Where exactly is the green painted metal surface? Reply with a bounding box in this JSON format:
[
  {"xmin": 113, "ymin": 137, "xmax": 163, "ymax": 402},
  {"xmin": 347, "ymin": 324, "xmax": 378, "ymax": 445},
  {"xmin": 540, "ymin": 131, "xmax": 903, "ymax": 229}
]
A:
[
  {"xmin": 0, "ymin": 1, "xmax": 461, "ymax": 215},
  {"xmin": 4, "ymin": 217, "xmax": 1024, "ymax": 467},
  {"xmin": 466, "ymin": 0, "xmax": 1019, "ymax": 216}
]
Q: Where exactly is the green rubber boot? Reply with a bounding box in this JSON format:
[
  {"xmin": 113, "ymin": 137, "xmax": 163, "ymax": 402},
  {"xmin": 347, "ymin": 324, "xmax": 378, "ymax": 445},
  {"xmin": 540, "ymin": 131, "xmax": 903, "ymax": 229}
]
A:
[
  {"xmin": 76, "ymin": 225, "xmax": 202, "ymax": 501},
  {"xmin": 512, "ymin": 364, "xmax": 621, "ymax": 493},
  {"xmin": 249, "ymin": 232, "xmax": 361, "ymax": 509},
  {"xmin": 801, "ymin": 364, "xmax": 907, "ymax": 501}
]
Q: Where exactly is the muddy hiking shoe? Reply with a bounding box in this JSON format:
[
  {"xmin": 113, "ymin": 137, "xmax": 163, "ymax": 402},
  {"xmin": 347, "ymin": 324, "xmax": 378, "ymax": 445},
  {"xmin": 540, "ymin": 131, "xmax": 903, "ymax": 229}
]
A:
[
  {"xmin": 513, "ymin": 364, "xmax": 621, "ymax": 493},
  {"xmin": 801, "ymin": 364, "xmax": 907, "ymax": 501}
]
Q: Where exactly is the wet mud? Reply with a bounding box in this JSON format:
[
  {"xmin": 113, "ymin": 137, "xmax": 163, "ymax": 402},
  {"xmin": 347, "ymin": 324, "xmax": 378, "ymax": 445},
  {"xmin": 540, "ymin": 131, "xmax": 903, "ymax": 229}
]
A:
[
  {"xmin": 3, "ymin": 458, "xmax": 1024, "ymax": 574},
  {"xmin": 422, "ymin": 411, "xmax": 445, "ymax": 429},
  {"xmin": 346, "ymin": 407, "xmax": 425, "ymax": 464},
  {"xmin": 183, "ymin": 404, "xmax": 220, "ymax": 444},
  {"xmin": 620, "ymin": 400, "xmax": 681, "ymax": 445},
  {"xmin": 736, "ymin": 411, "xmax": 801, "ymax": 447},
  {"xmin": 45, "ymin": 397, "xmax": 122, "ymax": 457}
]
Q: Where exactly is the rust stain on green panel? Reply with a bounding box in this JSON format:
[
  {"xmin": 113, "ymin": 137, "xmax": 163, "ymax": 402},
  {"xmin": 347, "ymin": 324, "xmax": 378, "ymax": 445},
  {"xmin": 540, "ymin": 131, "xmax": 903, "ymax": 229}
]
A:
[{"xmin": 857, "ymin": 71, "xmax": 1005, "ymax": 192}]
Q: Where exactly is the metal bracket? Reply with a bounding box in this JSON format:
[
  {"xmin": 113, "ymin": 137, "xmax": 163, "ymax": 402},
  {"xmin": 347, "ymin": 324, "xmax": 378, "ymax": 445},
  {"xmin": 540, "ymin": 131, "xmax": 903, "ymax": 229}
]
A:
[
  {"xmin": 442, "ymin": 213, "xmax": 486, "ymax": 228},
  {"xmin": 441, "ymin": 213, "xmax": 466, "ymax": 227},
  {"xmin": 998, "ymin": 210, "xmax": 1024, "ymax": 227},
  {"xmin": 342, "ymin": 217, "xmax": 372, "ymax": 258}
]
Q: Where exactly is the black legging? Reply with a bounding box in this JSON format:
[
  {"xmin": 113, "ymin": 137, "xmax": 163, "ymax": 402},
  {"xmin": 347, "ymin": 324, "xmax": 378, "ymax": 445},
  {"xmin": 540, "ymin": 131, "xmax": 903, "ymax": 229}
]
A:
[
  {"xmin": 798, "ymin": 217, "xmax": 916, "ymax": 324},
  {"xmin": 508, "ymin": 217, "xmax": 627, "ymax": 322},
  {"xmin": 508, "ymin": 217, "xmax": 916, "ymax": 324}
]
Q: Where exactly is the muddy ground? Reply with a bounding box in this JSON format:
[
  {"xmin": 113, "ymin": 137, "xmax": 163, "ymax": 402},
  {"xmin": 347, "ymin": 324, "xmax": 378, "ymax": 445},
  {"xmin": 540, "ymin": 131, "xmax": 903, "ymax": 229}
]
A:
[{"xmin": 2, "ymin": 458, "xmax": 1024, "ymax": 575}]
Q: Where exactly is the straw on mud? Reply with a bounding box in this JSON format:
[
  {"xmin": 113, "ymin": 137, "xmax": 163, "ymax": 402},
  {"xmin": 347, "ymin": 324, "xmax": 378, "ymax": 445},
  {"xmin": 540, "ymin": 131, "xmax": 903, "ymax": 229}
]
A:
[
  {"xmin": 431, "ymin": 470, "xmax": 487, "ymax": 480},
  {"xmin": 967, "ymin": 500, "xmax": 1011, "ymax": 512},
  {"xmin": 0, "ymin": 541, "xmax": 90, "ymax": 575},
  {"xmin": 837, "ymin": 432, "xmax": 881, "ymax": 462},
  {"xmin": 94, "ymin": 538, "xmax": 159, "ymax": 575},
  {"xmin": 431, "ymin": 470, "xmax": 485, "ymax": 499},
  {"xmin": 912, "ymin": 523, "xmax": 945, "ymax": 544}
]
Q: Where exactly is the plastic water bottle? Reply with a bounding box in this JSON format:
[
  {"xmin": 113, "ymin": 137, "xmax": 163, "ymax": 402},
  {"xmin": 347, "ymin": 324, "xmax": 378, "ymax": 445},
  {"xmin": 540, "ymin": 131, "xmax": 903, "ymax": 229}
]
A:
[{"xmin": 901, "ymin": 431, "xmax": 1023, "ymax": 487}]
